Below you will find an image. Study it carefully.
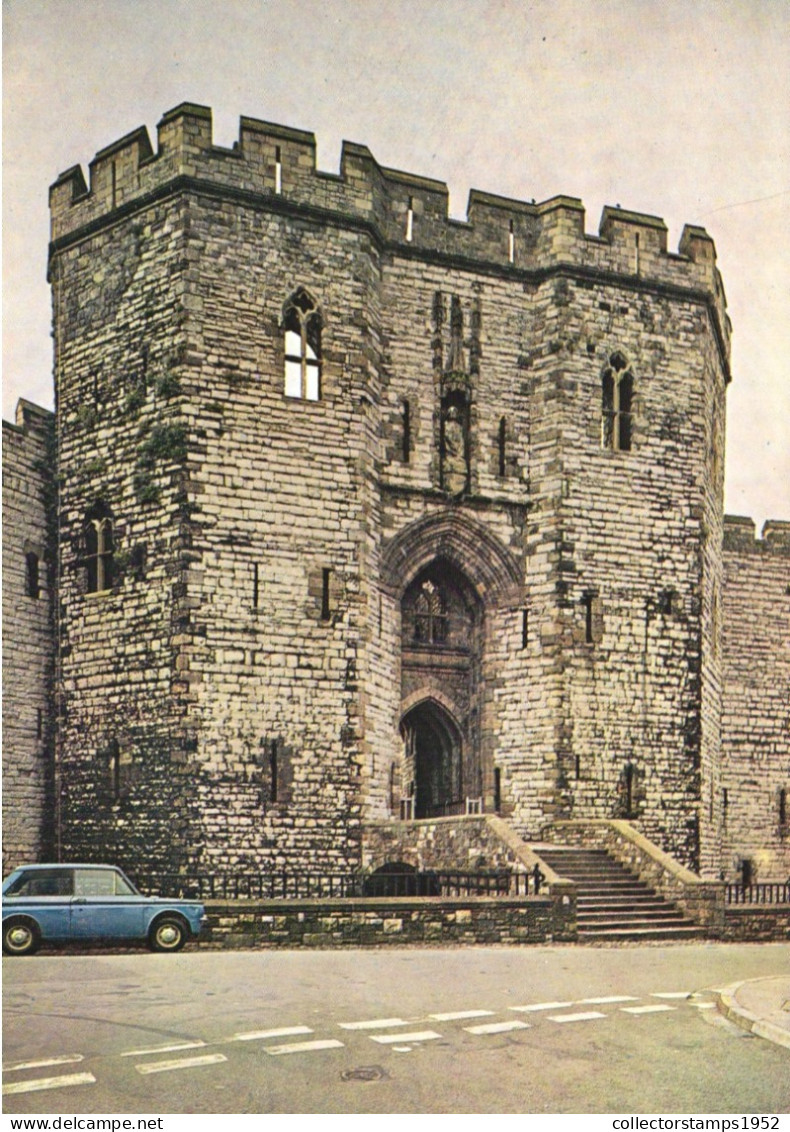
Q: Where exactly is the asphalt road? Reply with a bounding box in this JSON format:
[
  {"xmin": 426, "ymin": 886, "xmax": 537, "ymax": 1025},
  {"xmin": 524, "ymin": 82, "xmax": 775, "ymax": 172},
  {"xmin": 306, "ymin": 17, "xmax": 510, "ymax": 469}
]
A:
[{"xmin": 3, "ymin": 942, "xmax": 788, "ymax": 1114}]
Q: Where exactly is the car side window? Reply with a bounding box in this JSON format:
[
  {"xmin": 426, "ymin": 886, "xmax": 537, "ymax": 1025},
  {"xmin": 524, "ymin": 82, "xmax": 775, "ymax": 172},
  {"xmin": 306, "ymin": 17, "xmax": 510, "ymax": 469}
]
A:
[
  {"xmin": 6, "ymin": 869, "xmax": 73, "ymax": 897},
  {"xmin": 74, "ymin": 868, "xmax": 135, "ymax": 896},
  {"xmin": 75, "ymin": 869, "xmax": 118, "ymax": 897}
]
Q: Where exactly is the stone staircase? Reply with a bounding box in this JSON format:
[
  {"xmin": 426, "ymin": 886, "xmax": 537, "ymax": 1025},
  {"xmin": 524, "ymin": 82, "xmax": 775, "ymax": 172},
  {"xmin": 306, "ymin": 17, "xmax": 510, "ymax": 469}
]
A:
[{"xmin": 536, "ymin": 846, "xmax": 704, "ymax": 941}]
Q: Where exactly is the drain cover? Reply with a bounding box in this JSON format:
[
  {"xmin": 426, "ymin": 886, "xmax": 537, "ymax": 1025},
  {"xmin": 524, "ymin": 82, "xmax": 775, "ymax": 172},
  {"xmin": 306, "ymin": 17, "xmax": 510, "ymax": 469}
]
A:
[{"xmin": 341, "ymin": 1065, "xmax": 387, "ymax": 1083}]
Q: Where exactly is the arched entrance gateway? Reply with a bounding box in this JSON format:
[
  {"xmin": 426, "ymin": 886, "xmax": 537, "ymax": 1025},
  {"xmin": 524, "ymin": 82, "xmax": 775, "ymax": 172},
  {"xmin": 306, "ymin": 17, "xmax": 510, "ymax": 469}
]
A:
[
  {"xmin": 401, "ymin": 700, "xmax": 463, "ymax": 819},
  {"xmin": 381, "ymin": 512, "xmax": 523, "ymax": 820},
  {"xmin": 400, "ymin": 560, "xmax": 480, "ymax": 816}
]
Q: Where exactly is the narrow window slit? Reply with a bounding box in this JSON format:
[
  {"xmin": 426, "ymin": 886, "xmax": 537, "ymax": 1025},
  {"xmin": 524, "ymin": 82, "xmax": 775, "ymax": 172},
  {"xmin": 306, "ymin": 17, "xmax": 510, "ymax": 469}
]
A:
[
  {"xmin": 321, "ymin": 568, "xmax": 331, "ymax": 621},
  {"xmin": 405, "ymin": 196, "xmax": 414, "ymax": 242},
  {"xmin": 494, "ymin": 767, "xmax": 502, "ymax": 813},
  {"xmin": 498, "ymin": 417, "xmax": 507, "ymax": 477},
  {"xmin": 521, "ymin": 609, "xmax": 529, "ymax": 649},
  {"xmin": 25, "ymin": 552, "xmax": 40, "ymax": 599},
  {"xmin": 252, "ymin": 563, "xmax": 260, "ymax": 609},
  {"xmin": 275, "ymin": 146, "xmax": 282, "ymax": 195},
  {"xmin": 270, "ymin": 741, "xmax": 278, "ymax": 804},
  {"xmin": 583, "ymin": 594, "xmax": 595, "ymax": 643},
  {"xmin": 780, "ymin": 787, "xmax": 787, "ymax": 826},
  {"xmin": 508, "ymin": 220, "xmax": 515, "ymax": 264},
  {"xmin": 624, "ymin": 763, "xmax": 634, "ymax": 816},
  {"xmin": 402, "ymin": 398, "xmax": 411, "ymax": 463}
]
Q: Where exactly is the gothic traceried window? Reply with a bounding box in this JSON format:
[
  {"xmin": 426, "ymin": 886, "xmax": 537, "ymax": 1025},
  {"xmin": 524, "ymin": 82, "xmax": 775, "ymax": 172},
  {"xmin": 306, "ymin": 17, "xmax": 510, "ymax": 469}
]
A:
[
  {"xmin": 412, "ymin": 579, "xmax": 449, "ymax": 645},
  {"xmin": 602, "ymin": 351, "xmax": 633, "ymax": 451},
  {"xmin": 85, "ymin": 513, "xmax": 114, "ymax": 593},
  {"xmin": 283, "ymin": 288, "xmax": 321, "ymax": 401}
]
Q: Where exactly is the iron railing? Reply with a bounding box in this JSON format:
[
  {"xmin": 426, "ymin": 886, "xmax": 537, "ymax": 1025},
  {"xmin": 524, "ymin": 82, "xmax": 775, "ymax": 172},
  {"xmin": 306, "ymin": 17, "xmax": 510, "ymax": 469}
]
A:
[
  {"xmin": 133, "ymin": 866, "xmax": 546, "ymax": 901},
  {"xmin": 725, "ymin": 882, "xmax": 790, "ymax": 905}
]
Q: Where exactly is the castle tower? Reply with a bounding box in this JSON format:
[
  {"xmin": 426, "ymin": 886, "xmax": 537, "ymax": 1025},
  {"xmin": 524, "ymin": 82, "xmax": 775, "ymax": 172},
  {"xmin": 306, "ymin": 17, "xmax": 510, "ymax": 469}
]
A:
[{"xmin": 49, "ymin": 104, "xmax": 731, "ymax": 877}]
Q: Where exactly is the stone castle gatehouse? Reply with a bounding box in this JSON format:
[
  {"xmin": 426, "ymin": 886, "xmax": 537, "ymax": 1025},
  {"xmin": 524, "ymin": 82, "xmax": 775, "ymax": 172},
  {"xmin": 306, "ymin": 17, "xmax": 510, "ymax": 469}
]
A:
[{"xmin": 3, "ymin": 103, "xmax": 788, "ymax": 886}]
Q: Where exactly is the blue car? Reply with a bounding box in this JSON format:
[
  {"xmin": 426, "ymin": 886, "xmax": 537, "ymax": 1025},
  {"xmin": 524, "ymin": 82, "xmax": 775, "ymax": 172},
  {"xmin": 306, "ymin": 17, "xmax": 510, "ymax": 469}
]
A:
[{"xmin": 2, "ymin": 864, "xmax": 206, "ymax": 956}]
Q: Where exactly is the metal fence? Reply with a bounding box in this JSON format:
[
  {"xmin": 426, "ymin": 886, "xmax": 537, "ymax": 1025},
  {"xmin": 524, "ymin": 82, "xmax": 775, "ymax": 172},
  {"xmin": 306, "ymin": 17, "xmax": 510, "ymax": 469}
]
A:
[
  {"xmin": 133, "ymin": 866, "xmax": 546, "ymax": 901},
  {"xmin": 725, "ymin": 883, "xmax": 790, "ymax": 905}
]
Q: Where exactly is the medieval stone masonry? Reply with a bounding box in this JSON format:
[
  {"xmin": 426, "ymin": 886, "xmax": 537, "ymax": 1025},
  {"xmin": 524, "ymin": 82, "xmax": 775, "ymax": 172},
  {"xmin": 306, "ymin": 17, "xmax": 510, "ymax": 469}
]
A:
[
  {"xmin": 2, "ymin": 401, "xmax": 55, "ymax": 870},
  {"xmin": 3, "ymin": 102, "xmax": 787, "ymax": 885}
]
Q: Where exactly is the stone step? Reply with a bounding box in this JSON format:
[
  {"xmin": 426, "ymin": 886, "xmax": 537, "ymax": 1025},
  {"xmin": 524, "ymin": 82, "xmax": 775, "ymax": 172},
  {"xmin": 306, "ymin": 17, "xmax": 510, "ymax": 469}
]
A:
[
  {"xmin": 578, "ymin": 900, "xmax": 670, "ymax": 913},
  {"xmin": 578, "ymin": 911, "xmax": 690, "ymax": 925},
  {"xmin": 536, "ymin": 844, "xmax": 702, "ymax": 942},
  {"xmin": 578, "ymin": 925, "xmax": 704, "ymax": 941}
]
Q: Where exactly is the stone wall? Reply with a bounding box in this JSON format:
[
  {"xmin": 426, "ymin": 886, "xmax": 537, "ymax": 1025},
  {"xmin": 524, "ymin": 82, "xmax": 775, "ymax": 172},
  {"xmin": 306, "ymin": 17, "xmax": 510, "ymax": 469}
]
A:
[
  {"xmin": 363, "ymin": 813, "xmax": 564, "ymax": 880},
  {"xmin": 2, "ymin": 401, "xmax": 55, "ymax": 872},
  {"xmin": 721, "ymin": 906, "xmax": 790, "ymax": 943},
  {"xmin": 200, "ymin": 893, "xmax": 574, "ymax": 948},
  {"xmin": 721, "ymin": 517, "xmax": 790, "ymax": 881}
]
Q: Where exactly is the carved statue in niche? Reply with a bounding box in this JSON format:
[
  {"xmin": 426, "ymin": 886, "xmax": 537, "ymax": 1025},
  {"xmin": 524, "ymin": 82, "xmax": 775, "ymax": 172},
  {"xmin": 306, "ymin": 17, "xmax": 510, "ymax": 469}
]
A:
[
  {"xmin": 440, "ymin": 390, "xmax": 470, "ymax": 496},
  {"xmin": 439, "ymin": 295, "xmax": 471, "ymax": 497}
]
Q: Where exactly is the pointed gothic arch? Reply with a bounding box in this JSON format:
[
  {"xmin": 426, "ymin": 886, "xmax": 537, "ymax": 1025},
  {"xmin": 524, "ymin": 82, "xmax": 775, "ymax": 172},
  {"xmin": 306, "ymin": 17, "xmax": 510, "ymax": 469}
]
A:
[{"xmin": 380, "ymin": 510, "xmax": 523, "ymax": 607}]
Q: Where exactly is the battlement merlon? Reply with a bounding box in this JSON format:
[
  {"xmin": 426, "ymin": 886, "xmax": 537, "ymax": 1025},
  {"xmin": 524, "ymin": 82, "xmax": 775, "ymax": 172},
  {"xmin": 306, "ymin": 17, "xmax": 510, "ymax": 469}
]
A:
[
  {"xmin": 48, "ymin": 101, "xmax": 730, "ymax": 362},
  {"xmin": 724, "ymin": 515, "xmax": 790, "ymax": 556}
]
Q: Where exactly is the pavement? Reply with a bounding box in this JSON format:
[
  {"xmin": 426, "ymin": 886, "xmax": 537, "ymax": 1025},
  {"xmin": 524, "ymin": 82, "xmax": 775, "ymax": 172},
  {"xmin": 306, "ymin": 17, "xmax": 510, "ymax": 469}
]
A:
[{"xmin": 716, "ymin": 976, "xmax": 790, "ymax": 1050}]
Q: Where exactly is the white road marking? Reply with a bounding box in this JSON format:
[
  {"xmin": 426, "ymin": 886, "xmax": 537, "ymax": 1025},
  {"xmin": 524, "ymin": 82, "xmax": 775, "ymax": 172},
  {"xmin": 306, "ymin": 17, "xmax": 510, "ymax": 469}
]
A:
[
  {"xmin": 510, "ymin": 1001, "xmax": 574, "ymax": 1012},
  {"xmin": 689, "ymin": 1002, "xmax": 716, "ymax": 1010},
  {"xmin": 429, "ymin": 1010, "xmax": 494, "ymax": 1021},
  {"xmin": 3, "ymin": 1072, "xmax": 96, "ymax": 1095},
  {"xmin": 4, "ymin": 1054, "xmax": 84, "ymax": 1073},
  {"xmin": 136, "ymin": 1053, "xmax": 227, "ymax": 1075},
  {"xmin": 651, "ymin": 992, "xmax": 691, "ymax": 999},
  {"xmin": 621, "ymin": 1004, "xmax": 676, "ymax": 1015},
  {"xmin": 265, "ymin": 1040, "xmax": 344, "ymax": 1056},
  {"xmin": 579, "ymin": 996, "xmax": 638, "ymax": 1004},
  {"xmin": 121, "ymin": 1040, "xmax": 206, "ymax": 1057},
  {"xmin": 464, "ymin": 1020, "xmax": 531, "ymax": 1035},
  {"xmin": 230, "ymin": 1026, "xmax": 313, "ymax": 1042},
  {"xmin": 548, "ymin": 1011, "xmax": 607, "ymax": 1024},
  {"xmin": 339, "ymin": 1018, "xmax": 410, "ymax": 1030},
  {"xmin": 370, "ymin": 1030, "xmax": 442, "ymax": 1045}
]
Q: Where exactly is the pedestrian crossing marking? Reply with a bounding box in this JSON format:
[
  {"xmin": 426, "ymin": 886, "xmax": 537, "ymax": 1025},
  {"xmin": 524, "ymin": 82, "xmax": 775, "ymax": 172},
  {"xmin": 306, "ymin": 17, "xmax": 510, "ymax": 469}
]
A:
[
  {"xmin": 339, "ymin": 1018, "xmax": 409, "ymax": 1030},
  {"xmin": 548, "ymin": 1011, "xmax": 607, "ymax": 1024},
  {"xmin": 464, "ymin": 1020, "xmax": 531, "ymax": 1035},
  {"xmin": 651, "ymin": 992, "xmax": 691, "ymax": 999},
  {"xmin": 510, "ymin": 1001, "xmax": 574, "ymax": 1012},
  {"xmin": 689, "ymin": 1001, "xmax": 716, "ymax": 1010},
  {"xmin": 579, "ymin": 996, "xmax": 638, "ymax": 1004},
  {"xmin": 122, "ymin": 1040, "xmax": 206, "ymax": 1057},
  {"xmin": 231, "ymin": 1026, "xmax": 313, "ymax": 1041},
  {"xmin": 370, "ymin": 1030, "xmax": 441, "ymax": 1045},
  {"xmin": 621, "ymin": 1004, "xmax": 676, "ymax": 1015},
  {"xmin": 3, "ymin": 1072, "xmax": 96, "ymax": 1095},
  {"xmin": 136, "ymin": 1053, "xmax": 227, "ymax": 1075},
  {"xmin": 265, "ymin": 1040, "xmax": 344, "ymax": 1056},
  {"xmin": 4, "ymin": 1054, "xmax": 84, "ymax": 1073},
  {"xmin": 430, "ymin": 1010, "xmax": 494, "ymax": 1021}
]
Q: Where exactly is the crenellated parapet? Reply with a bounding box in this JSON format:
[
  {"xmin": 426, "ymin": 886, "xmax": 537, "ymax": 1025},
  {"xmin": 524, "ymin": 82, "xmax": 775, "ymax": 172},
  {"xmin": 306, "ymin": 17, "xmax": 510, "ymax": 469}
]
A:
[
  {"xmin": 723, "ymin": 515, "xmax": 790, "ymax": 556},
  {"xmin": 49, "ymin": 102, "xmax": 730, "ymax": 361}
]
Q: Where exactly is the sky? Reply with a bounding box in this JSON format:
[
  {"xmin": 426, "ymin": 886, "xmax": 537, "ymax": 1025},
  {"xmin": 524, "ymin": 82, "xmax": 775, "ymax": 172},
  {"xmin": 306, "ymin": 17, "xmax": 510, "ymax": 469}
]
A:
[{"xmin": 3, "ymin": 0, "xmax": 788, "ymax": 529}]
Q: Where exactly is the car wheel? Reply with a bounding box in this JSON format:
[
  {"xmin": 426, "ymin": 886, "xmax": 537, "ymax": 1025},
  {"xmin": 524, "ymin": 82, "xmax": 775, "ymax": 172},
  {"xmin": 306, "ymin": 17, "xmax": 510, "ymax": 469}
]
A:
[
  {"xmin": 3, "ymin": 918, "xmax": 41, "ymax": 956},
  {"xmin": 148, "ymin": 916, "xmax": 187, "ymax": 953}
]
